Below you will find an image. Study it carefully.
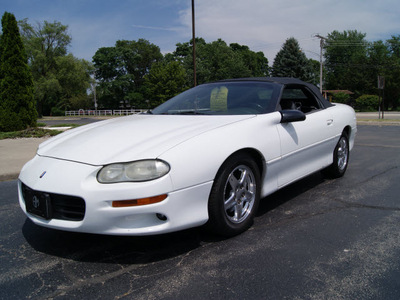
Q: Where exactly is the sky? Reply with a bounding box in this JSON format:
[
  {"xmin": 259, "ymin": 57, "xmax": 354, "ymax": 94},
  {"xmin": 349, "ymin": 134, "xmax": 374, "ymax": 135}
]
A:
[{"xmin": 1, "ymin": 0, "xmax": 399, "ymax": 64}]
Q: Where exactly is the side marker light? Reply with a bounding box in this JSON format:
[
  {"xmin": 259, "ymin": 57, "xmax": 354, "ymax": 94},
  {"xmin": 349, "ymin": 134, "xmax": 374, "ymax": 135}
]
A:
[{"xmin": 112, "ymin": 194, "xmax": 167, "ymax": 207}]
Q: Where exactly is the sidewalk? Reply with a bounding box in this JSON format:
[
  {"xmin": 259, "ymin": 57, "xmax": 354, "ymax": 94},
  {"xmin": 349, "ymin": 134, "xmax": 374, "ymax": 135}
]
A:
[
  {"xmin": 0, "ymin": 137, "xmax": 49, "ymax": 181},
  {"xmin": 0, "ymin": 113, "xmax": 399, "ymax": 182}
]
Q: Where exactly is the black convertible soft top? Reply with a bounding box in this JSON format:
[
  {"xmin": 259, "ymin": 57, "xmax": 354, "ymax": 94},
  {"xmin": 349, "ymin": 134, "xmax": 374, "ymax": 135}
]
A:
[{"xmin": 219, "ymin": 77, "xmax": 333, "ymax": 108}]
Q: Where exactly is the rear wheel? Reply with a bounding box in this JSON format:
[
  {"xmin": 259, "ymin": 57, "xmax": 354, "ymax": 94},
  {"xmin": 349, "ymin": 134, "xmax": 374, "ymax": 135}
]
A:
[
  {"xmin": 324, "ymin": 132, "xmax": 349, "ymax": 178},
  {"xmin": 207, "ymin": 153, "xmax": 261, "ymax": 237}
]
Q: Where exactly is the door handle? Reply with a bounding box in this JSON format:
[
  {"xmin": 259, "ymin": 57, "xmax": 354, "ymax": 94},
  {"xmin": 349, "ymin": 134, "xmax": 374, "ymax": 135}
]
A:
[{"xmin": 327, "ymin": 119, "xmax": 333, "ymax": 126}]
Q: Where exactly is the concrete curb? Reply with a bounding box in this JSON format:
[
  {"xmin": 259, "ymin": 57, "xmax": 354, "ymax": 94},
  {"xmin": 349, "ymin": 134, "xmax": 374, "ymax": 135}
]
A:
[{"xmin": 0, "ymin": 172, "xmax": 20, "ymax": 182}]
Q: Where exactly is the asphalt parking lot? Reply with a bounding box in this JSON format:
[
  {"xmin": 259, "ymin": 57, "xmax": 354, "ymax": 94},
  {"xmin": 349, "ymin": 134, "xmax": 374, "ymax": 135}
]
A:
[{"xmin": 1, "ymin": 124, "xmax": 399, "ymax": 299}]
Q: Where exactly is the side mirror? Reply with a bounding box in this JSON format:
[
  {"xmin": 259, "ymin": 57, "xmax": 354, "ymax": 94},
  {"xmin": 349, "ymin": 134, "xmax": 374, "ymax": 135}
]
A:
[{"xmin": 280, "ymin": 110, "xmax": 306, "ymax": 123}]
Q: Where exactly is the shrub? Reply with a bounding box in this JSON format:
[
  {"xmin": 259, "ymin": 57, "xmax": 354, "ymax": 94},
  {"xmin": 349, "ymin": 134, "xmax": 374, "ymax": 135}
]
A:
[
  {"xmin": 355, "ymin": 95, "xmax": 379, "ymax": 112},
  {"xmin": 50, "ymin": 106, "xmax": 65, "ymax": 116},
  {"xmin": 332, "ymin": 92, "xmax": 350, "ymax": 104}
]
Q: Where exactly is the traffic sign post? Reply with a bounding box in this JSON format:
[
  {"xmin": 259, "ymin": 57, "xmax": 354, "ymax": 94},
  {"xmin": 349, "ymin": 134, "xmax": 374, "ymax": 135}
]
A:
[{"xmin": 378, "ymin": 76, "xmax": 385, "ymax": 119}]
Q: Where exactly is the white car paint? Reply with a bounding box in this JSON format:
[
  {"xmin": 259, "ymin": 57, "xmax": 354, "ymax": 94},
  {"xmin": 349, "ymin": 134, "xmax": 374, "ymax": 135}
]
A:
[
  {"xmin": 37, "ymin": 114, "xmax": 254, "ymax": 165},
  {"xmin": 18, "ymin": 80, "xmax": 357, "ymax": 236}
]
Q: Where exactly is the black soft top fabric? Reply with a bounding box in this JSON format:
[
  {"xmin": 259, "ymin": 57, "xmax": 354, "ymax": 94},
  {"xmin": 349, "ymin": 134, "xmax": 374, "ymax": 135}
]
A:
[{"xmin": 219, "ymin": 77, "xmax": 333, "ymax": 108}]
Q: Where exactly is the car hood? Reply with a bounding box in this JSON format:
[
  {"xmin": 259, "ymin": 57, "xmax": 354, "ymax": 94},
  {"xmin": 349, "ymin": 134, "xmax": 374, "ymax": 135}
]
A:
[{"xmin": 38, "ymin": 114, "xmax": 255, "ymax": 165}]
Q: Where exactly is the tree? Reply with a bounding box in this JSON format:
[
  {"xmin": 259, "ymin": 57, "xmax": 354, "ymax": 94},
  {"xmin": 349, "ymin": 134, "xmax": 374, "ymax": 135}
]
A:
[
  {"xmin": 230, "ymin": 43, "xmax": 270, "ymax": 77},
  {"xmin": 0, "ymin": 12, "xmax": 36, "ymax": 132},
  {"xmin": 308, "ymin": 58, "xmax": 321, "ymax": 86},
  {"xmin": 19, "ymin": 19, "xmax": 71, "ymax": 75},
  {"xmin": 272, "ymin": 37, "xmax": 313, "ymax": 81},
  {"xmin": 92, "ymin": 38, "xmax": 269, "ymax": 109},
  {"xmin": 173, "ymin": 38, "xmax": 269, "ymax": 86},
  {"xmin": 55, "ymin": 54, "xmax": 94, "ymax": 110},
  {"xmin": 197, "ymin": 39, "xmax": 253, "ymax": 82},
  {"xmin": 144, "ymin": 60, "xmax": 187, "ymax": 107},
  {"xmin": 383, "ymin": 36, "xmax": 400, "ymax": 109},
  {"xmin": 93, "ymin": 39, "xmax": 162, "ymax": 109},
  {"xmin": 387, "ymin": 36, "xmax": 400, "ymax": 58},
  {"xmin": 323, "ymin": 30, "xmax": 400, "ymax": 110},
  {"xmin": 324, "ymin": 30, "xmax": 369, "ymax": 95},
  {"xmin": 18, "ymin": 19, "xmax": 92, "ymax": 115}
]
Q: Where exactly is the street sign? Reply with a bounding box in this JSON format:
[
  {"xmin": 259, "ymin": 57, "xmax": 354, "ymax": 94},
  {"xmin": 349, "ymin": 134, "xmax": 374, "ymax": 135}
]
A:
[{"xmin": 378, "ymin": 76, "xmax": 385, "ymax": 89}]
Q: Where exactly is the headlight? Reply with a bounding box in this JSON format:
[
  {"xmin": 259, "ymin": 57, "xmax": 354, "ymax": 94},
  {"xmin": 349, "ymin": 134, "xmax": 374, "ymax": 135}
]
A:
[{"xmin": 97, "ymin": 159, "xmax": 170, "ymax": 183}]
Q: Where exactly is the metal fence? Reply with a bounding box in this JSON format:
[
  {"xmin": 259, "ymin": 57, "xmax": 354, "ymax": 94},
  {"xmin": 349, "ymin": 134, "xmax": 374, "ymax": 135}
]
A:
[{"xmin": 65, "ymin": 109, "xmax": 147, "ymax": 116}]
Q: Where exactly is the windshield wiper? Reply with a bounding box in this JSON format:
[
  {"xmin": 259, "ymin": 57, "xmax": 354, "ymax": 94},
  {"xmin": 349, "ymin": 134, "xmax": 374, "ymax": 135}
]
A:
[
  {"xmin": 152, "ymin": 109, "xmax": 211, "ymax": 115},
  {"xmin": 176, "ymin": 111, "xmax": 207, "ymax": 115},
  {"xmin": 172, "ymin": 109, "xmax": 211, "ymax": 115}
]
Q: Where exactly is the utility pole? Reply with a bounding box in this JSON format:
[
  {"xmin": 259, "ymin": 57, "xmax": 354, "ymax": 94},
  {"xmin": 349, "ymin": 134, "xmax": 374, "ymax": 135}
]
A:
[
  {"xmin": 192, "ymin": 0, "xmax": 196, "ymax": 87},
  {"xmin": 314, "ymin": 34, "xmax": 326, "ymax": 94},
  {"xmin": 92, "ymin": 82, "xmax": 97, "ymax": 115},
  {"xmin": 378, "ymin": 76, "xmax": 385, "ymax": 119}
]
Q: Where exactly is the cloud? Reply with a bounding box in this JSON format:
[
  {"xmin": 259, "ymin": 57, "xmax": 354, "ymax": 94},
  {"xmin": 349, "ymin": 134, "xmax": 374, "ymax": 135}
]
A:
[
  {"xmin": 8, "ymin": 0, "xmax": 398, "ymax": 64},
  {"xmin": 178, "ymin": 0, "xmax": 400, "ymax": 62},
  {"xmin": 132, "ymin": 24, "xmax": 182, "ymax": 32}
]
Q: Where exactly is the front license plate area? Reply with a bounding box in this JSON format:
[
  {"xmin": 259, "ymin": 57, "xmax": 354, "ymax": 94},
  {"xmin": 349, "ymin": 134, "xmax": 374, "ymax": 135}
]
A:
[{"xmin": 25, "ymin": 190, "xmax": 52, "ymax": 220}]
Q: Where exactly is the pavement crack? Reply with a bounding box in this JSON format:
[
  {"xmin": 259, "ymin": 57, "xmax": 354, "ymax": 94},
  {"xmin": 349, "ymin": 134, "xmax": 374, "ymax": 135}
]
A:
[
  {"xmin": 333, "ymin": 199, "xmax": 400, "ymax": 212},
  {"xmin": 304, "ymin": 213, "xmax": 400, "ymax": 299},
  {"xmin": 29, "ymin": 271, "xmax": 46, "ymax": 299},
  {"xmin": 355, "ymin": 165, "xmax": 398, "ymax": 186},
  {"xmin": 39, "ymin": 245, "xmax": 203, "ymax": 299},
  {"xmin": 357, "ymin": 143, "xmax": 400, "ymax": 149}
]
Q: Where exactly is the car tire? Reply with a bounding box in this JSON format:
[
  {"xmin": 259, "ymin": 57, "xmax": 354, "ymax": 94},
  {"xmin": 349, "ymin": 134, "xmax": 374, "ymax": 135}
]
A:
[
  {"xmin": 324, "ymin": 131, "xmax": 350, "ymax": 178},
  {"xmin": 207, "ymin": 153, "xmax": 261, "ymax": 237}
]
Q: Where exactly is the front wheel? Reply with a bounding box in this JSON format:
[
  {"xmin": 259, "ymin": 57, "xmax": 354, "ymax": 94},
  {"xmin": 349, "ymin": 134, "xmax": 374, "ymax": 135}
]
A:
[
  {"xmin": 207, "ymin": 153, "xmax": 261, "ymax": 237},
  {"xmin": 324, "ymin": 132, "xmax": 349, "ymax": 178}
]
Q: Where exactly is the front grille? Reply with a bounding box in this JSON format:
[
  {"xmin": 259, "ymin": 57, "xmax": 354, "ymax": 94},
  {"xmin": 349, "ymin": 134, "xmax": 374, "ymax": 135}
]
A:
[{"xmin": 21, "ymin": 182, "xmax": 86, "ymax": 221}]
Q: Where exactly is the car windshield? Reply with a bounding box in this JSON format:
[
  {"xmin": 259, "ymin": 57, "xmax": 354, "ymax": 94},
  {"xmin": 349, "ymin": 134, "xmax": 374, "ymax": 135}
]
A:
[{"xmin": 151, "ymin": 81, "xmax": 281, "ymax": 115}]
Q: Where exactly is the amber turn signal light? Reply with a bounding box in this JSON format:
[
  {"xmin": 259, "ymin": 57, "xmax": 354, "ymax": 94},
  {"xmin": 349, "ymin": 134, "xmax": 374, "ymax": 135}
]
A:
[{"xmin": 112, "ymin": 194, "xmax": 168, "ymax": 207}]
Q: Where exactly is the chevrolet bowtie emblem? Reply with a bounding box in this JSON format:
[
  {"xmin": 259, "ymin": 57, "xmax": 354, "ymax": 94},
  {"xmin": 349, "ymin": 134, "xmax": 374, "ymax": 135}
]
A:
[{"xmin": 32, "ymin": 195, "xmax": 40, "ymax": 208}]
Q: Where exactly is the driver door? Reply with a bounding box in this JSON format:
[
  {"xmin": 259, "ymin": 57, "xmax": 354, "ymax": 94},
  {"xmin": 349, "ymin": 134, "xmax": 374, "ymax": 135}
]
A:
[{"xmin": 277, "ymin": 86, "xmax": 336, "ymax": 187}]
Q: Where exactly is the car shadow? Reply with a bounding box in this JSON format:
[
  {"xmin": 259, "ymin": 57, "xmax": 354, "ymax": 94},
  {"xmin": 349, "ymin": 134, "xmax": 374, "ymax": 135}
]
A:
[
  {"xmin": 22, "ymin": 219, "xmax": 211, "ymax": 264},
  {"xmin": 257, "ymin": 171, "xmax": 326, "ymax": 215},
  {"xmin": 22, "ymin": 171, "xmax": 327, "ymax": 265}
]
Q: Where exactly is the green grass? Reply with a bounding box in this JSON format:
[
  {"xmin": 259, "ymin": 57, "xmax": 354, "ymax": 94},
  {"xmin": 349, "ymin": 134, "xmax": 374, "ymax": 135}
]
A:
[{"xmin": 0, "ymin": 127, "xmax": 63, "ymax": 140}]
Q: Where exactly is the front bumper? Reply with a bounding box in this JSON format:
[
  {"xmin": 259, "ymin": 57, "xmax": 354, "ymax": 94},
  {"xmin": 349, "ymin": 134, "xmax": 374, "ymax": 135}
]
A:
[{"xmin": 18, "ymin": 155, "xmax": 211, "ymax": 235}]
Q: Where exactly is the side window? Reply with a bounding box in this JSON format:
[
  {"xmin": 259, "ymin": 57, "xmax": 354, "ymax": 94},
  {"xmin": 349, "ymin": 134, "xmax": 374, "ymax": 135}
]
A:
[{"xmin": 280, "ymin": 86, "xmax": 322, "ymax": 113}]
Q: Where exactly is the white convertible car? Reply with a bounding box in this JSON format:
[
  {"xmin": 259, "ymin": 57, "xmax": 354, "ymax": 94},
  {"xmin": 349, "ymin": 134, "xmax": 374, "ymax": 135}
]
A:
[{"xmin": 18, "ymin": 78, "xmax": 356, "ymax": 236}]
